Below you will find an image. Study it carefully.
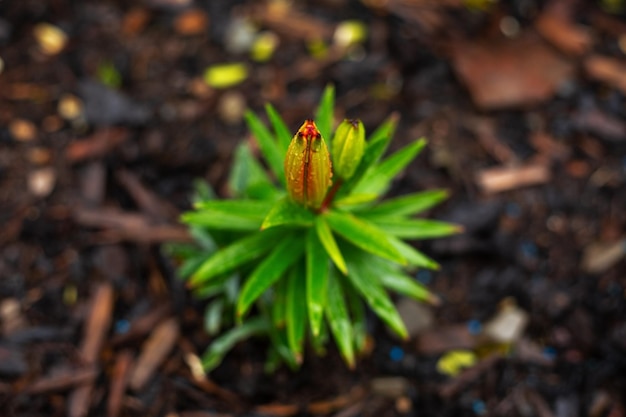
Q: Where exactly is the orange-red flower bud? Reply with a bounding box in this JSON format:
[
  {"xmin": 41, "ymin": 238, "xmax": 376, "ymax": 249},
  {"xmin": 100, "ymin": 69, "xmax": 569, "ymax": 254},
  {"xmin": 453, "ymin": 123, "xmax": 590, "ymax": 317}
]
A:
[{"xmin": 284, "ymin": 120, "xmax": 332, "ymax": 209}]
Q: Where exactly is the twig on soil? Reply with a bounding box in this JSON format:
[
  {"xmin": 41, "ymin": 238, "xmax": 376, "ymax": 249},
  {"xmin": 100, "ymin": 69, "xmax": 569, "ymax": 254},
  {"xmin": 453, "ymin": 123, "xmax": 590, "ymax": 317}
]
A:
[{"xmin": 68, "ymin": 283, "xmax": 114, "ymax": 417}]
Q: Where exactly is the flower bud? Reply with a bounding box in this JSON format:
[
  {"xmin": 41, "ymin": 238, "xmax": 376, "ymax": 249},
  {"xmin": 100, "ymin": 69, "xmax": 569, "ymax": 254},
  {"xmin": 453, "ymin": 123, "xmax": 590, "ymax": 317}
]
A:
[
  {"xmin": 284, "ymin": 119, "xmax": 332, "ymax": 209},
  {"xmin": 331, "ymin": 119, "xmax": 365, "ymax": 180}
]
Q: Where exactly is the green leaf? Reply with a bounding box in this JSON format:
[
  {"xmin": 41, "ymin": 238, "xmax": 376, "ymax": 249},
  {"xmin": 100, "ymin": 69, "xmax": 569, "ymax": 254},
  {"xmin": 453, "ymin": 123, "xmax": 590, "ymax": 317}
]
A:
[
  {"xmin": 314, "ymin": 216, "xmax": 347, "ymax": 275},
  {"xmin": 324, "ymin": 210, "xmax": 405, "ymax": 265},
  {"xmin": 286, "ymin": 263, "xmax": 307, "ymax": 360},
  {"xmin": 315, "ymin": 85, "xmax": 335, "ymax": 141},
  {"xmin": 204, "ymin": 299, "xmax": 225, "ymax": 335},
  {"xmin": 358, "ymin": 189, "xmax": 449, "ymax": 218},
  {"xmin": 310, "ymin": 317, "xmax": 329, "ymax": 356},
  {"xmin": 202, "ymin": 316, "xmax": 269, "ymax": 372},
  {"xmin": 306, "ymin": 227, "xmax": 329, "ymax": 336},
  {"xmin": 370, "ymin": 218, "xmax": 462, "ymax": 239},
  {"xmin": 344, "ymin": 252, "xmax": 408, "ymax": 339},
  {"xmin": 353, "ymin": 138, "xmax": 427, "ymax": 197},
  {"xmin": 177, "ymin": 254, "xmax": 208, "ymax": 280},
  {"xmin": 192, "ymin": 274, "xmax": 236, "ymax": 299},
  {"xmin": 193, "ymin": 199, "xmax": 273, "ymax": 216},
  {"xmin": 244, "ymin": 110, "xmax": 285, "ymax": 185},
  {"xmin": 325, "ymin": 270, "xmax": 355, "ymax": 368},
  {"xmin": 345, "ymin": 285, "xmax": 367, "ymax": 354},
  {"xmin": 261, "ymin": 197, "xmax": 315, "ymax": 229},
  {"xmin": 190, "ymin": 227, "xmax": 288, "ymax": 286},
  {"xmin": 333, "ymin": 193, "xmax": 378, "ymax": 208},
  {"xmin": 369, "ymin": 258, "xmax": 436, "ymax": 304},
  {"xmin": 271, "ymin": 277, "xmax": 287, "ymax": 328},
  {"xmin": 181, "ymin": 211, "xmax": 261, "ymax": 231},
  {"xmin": 265, "ymin": 103, "xmax": 292, "ymax": 154},
  {"xmin": 365, "ymin": 113, "xmax": 399, "ymax": 163},
  {"xmin": 266, "ymin": 319, "xmax": 299, "ymax": 370},
  {"xmin": 228, "ymin": 143, "xmax": 279, "ymax": 199},
  {"xmin": 182, "ymin": 200, "xmax": 272, "ymax": 231},
  {"xmin": 237, "ymin": 233, "xmax": 305, "ymax": 317},
  {"xmin": 387, "ymin": 235, "xmax": 440, "ymax": 270},
  {"xmin": 191, "ymin": 178, "xmax": 216, "ymax": 204}
]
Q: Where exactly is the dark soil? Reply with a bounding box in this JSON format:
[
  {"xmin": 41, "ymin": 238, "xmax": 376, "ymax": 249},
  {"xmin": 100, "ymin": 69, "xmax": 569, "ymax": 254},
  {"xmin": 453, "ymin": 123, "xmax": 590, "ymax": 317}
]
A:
[{"xmin": 1, "ymin": 1, "xmax": 625, "ymax": 417}]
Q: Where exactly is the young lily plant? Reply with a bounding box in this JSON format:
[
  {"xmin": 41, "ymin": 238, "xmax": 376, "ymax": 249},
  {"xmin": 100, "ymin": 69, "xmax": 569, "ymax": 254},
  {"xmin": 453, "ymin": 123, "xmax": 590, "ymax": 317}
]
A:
[{"xmin": 174, "ymin": 86, "xmax": 461, "ymax": 372}]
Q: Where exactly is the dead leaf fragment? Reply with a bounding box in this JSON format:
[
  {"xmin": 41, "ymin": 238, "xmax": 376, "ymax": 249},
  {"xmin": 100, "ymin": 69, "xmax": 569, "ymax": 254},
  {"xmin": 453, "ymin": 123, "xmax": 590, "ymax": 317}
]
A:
[
  {"xmin": 581, "ymin": 239, "xmax": 626, "ymax": 274},
  {"xmin": 584, "ymin": 55, "xmax": 626, "ymax": 95},
  {"xmin": 174, "ymin": 9, "xmax": 209, "ymax": 35},
  {"xmin": 451, "ymin": 32, "xmax": 574, "ymax": 109},
  {"xmin": 535, "ymin": 10, "xmax": 592, "ymax": 56},
  {"xmin": 129, "ymin": 318, "xmax": 179, "ymax": 391}
]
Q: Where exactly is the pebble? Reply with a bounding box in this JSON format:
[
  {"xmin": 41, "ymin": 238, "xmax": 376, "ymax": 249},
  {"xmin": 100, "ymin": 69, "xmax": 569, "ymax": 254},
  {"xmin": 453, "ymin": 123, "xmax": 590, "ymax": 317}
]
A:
[
  {"xmin": 9, "ymin": 119, "xmax": 37, "ymax": 142},
  {"xmin": 217, "ymin": 91, "xmax": 246, "ymax": 124},
  {"xmin": 28, "ymin": 167, "xmax": 56, "ymax": 198},
  {"xmin": 33, "ymin": 23, "xmax": 68, "ymax": 55},
  {"xmin": 395, "ymin": 298, "xmax": 433, "ymax": 339},
  {"xmin": 58, "ymin": 94, "xmax": 84, "ymax": 121},
  {"xmin": 483, "ymin": 299, "xmax": 529, "ymax": 344}
]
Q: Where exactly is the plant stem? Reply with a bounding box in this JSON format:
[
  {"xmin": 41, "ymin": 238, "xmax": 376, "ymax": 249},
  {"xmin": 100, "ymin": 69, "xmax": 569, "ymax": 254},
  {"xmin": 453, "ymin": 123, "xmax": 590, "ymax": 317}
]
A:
[{"xmin": 318, "ymin": 179, "xmax": 343, "ymax": 213}]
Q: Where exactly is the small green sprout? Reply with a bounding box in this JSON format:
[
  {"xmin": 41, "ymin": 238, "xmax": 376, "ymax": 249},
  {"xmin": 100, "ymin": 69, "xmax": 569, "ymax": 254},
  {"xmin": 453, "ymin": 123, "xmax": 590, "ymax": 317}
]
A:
[{"xmin": 173, "ymin": 86, "xmax": 461, "ymax": 372}]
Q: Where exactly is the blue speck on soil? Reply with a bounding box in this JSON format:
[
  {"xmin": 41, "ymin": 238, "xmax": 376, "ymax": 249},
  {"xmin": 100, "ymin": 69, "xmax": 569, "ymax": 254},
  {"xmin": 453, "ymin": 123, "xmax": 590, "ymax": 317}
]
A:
[
  {"xmin": 467, "ymin": 319, "xmax": 482, "ymax": 335},
  {"xmin": 115, "ymin": 319, "xmax": 130, "ymax": 334},
  {"xmin": 416, "ymin": 270, "xmax": 432, "ymax": 285},
  {"xmin": 389, "ymin": 346, "xmax": 405, "ymax": 362}
]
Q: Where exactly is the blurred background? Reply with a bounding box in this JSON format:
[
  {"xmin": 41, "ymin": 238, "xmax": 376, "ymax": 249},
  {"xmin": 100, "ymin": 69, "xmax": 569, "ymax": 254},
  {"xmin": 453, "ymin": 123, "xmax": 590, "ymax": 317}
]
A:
[{"xmin": 0, "ymin": 0, "xmax": 625, "ymax": 416}]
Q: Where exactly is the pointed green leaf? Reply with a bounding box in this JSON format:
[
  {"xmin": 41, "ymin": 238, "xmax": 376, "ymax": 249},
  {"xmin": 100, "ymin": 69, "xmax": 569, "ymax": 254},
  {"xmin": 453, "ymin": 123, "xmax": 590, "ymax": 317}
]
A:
[
  {"xmin": 324, "ymin": 210, "xmax": 405, "ymax": 265},
  {"xmin": 204, "ymin": 299, "xmax": 225, "ymax": 336},
  {"xmin": 387, "ymin": 235, "xmax": 440, "ymax": 270},
  {"xmin": 286, "ymin": 263, "xmax": 307, "ymax": 360},
  {"xmin": 370, "ymin": 259, "xmax": 436, "ymax": 304},
  {"xmin": 354, "ymin": 138, "xmax": 427, "ymax": 197},
  {"xmin": 370, "ymin": 218, "xmax": 462, "ymax": 239},
  {"xmin": 365, "ymin": 113, "xmax": 399, "ymax": 163},
  {"xmin": 344, "ymin": 253, "xmax": 408, "ymax": 339},
  {"xmin": 191, "ymin": 178, "xmax": 216, "ymax": 204},
  {"xmin": 202, "ymin": 317, "xmax": 269, "ymax": 372},
  {"xmin": 193, "ymin": 199, "xmax": 273, "ymax": 216},
  {"xmin": 181, "ymin": 210, "xmax": 261, "ymax": 231},
  {"xmin": 314, "ymin": 216, "xmax": 347, "ymax": 275},
  {"xmin": 345, "ymin": 285, "xmax": 367, "ymax": 354},
  {"xmin": 358, "ymin": 189, "xmax": 449, "ymax": 219},
  {"xmin": 237, "ymin": 233, "xmax": 305, "ymax": 316},
  {"xmin": 333, "ymin": 193, "xmax": 378, "ymax": 208},
  {"xmin": 228, "ymin": 142, "xmax": 279, "ymax": 199},
  {"xmin": 192, "ymin": 274, "xmax": 236, "ymax": 299},
  {"xmin": 244, "ymin": 110, "xmax": 285, "ymax": 184},
  {"xmin": 190, "ymin": 227, "xmax": 287, "ymax": 286},
  {"xmin": 314, "ymin": 85, "xmax": 334, "ymax": 141},
  {"xmin": 306, "ymin": 227, "xmax": 329, "ymax": 336},
  {"xmin": 182, "ymin": 200, "xmax": 272, "ymax": 231},
  {"xmin": 266, "ymin": 319, "xmax": 299, "ymax": 370},
  {"xmin": 271, "ymin": 277, "xmax": 287, "ymax": 328},
  {"xmin": 265, "ymin": 103, "xmax": 292, "ymax": 153},
  {"xmin": 310, "ymin": 317, "xmax": 329, "ymax": 356},
  {"xmin": 325, "ymin": 270, "xmax": 355, "ymax": 368},
  {"xmin": 261, "ymin": 197, "xmax": 315, "ymax": 229}
]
